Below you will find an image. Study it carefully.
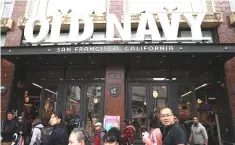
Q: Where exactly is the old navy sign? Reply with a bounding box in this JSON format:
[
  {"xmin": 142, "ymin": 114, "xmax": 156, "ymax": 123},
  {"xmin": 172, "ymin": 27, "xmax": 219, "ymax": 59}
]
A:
[{"xmin": 24, "ymin": 13, "xmax": 206, "ymax": 44}]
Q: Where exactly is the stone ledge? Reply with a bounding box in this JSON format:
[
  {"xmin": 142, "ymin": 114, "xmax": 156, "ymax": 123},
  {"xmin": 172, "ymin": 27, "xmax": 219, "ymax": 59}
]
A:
[
  {"xmin": 0, "ymin": 18, "xmax": 13, "ymax": 32},
  {"xmin": 229, "ymin": 12, "xmax": 235, "ymax": 26}
]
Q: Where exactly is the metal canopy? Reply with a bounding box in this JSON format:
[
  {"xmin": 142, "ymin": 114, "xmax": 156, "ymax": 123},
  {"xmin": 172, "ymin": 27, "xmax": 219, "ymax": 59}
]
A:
[{"xmin": 1, "ymin": 43, "xmax": 235, "ymax": 55}]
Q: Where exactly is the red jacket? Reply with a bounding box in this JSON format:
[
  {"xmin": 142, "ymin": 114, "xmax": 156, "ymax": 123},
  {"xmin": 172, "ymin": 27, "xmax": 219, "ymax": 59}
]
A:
[
  {"xmin": 94, "ymin": 128, "xmax": 107, "ymax": 145},
  {"xmin": 94, "ymin": 131, "xmax": 101, "ymax": 145},
  {"xmin": 122, "ymin": 126, "xmax": 136, "ymax": 145}
]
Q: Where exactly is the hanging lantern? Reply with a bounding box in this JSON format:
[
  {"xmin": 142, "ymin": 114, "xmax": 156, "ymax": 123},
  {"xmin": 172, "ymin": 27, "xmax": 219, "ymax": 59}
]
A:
[
  {"xmin": 94, "ymin": 97, "xmax": 98, "ymax": 104},
  {"xmin": 153, "ymin": 90, "xmax": 158, "ymax": 98}
]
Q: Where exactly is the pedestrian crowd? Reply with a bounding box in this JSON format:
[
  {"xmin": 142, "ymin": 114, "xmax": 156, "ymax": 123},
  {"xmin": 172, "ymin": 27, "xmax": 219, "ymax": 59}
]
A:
[{"xmin": 1, "ymin": 108, "xmax": 208, "ymax": 145}]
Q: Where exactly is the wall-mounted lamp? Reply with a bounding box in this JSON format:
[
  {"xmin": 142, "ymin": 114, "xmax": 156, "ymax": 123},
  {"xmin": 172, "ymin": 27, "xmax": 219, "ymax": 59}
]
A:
[
  {"xmin": 214, "ymin": 13, "xmax": 221, "ymax": 20},
  {"xmin": 67, "ymin": 9, "xmax": 72, "ymax": 14},
  {"xmin": 153, "ymin": 90, "xmax": 158, "ymax": 98},
  {"xmin": 58, "ymin": 9, "xmax": 62, "ymax": 14},
  {"xmin": 94, "ymin": 97, "xmax": 98, "ymax": 104}
]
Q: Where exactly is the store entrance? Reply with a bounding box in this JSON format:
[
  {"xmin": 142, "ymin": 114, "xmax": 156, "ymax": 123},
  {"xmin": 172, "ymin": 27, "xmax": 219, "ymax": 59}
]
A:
[
  {"xmin": 60, "ymin": 81, "xmax": 105, "ymax": 136},
  {"xmin": 127, "ymin": 82, "xmax": 169, "ymax": 143}
]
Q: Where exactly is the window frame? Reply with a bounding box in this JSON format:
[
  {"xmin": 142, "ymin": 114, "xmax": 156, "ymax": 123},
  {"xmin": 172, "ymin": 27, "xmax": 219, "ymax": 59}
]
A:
[
  {"xmin": 25, "ymin": 0, "xmax": 109, "ymax": 17},
  {"xmin": 1, "ymin": 0, "xmax": 15, "ymax": 18}
]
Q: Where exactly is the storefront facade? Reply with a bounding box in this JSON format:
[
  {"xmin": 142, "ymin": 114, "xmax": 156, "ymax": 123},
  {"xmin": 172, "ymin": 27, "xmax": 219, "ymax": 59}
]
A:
[{"xmin": 1, "ymin": 0, "xmax": 235, "ymax": 144}]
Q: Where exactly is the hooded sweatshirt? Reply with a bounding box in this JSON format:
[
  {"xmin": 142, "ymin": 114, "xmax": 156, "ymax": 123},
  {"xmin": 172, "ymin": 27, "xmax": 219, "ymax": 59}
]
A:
[
  {"xmin": 122, "ymin": 125, "xmax": 136, "ymax": 145},
  {"xmin": 190, "ymin": 123, "xmax": 208, "ymax": 145},
  {"xmin": 29, "ymin": 124, "xmax": 44, "ymax": 145}
]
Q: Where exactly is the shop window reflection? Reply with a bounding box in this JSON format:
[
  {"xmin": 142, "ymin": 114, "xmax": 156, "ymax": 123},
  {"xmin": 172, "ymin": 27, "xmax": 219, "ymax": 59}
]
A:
[
  {"xmin": 131, "ymin": 86, "xmax": 147, "ymax": 140},
  {"xmin": 86, "ymin": 86, "xmax": 102, "ymax": 136},
  {"xmin": 40, "ymin": 85, "xmax": 58, "ymax": 127},
  {"xmin": 66, "ymin": 85, "xmax": 81, "ymax": 134},
  {"xmin": 178, "ymin": 84, "xmax": 193, "ymax": 123},
  {"xmin": 42, "ymin": 90, "xmax": 57, "ymax": 126}
]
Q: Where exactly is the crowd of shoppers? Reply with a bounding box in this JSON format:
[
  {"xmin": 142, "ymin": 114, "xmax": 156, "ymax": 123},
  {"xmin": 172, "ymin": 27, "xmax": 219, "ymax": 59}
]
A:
[{"xmin": 1, "ymin": 108, "xmax": 208, "ymax": 145}]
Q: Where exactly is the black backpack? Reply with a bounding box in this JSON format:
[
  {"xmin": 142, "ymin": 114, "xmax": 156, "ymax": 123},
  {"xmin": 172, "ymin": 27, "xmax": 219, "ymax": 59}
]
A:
[{"xmin": 35, "ymin": 127, "xmax": 52, "ymax": 145}]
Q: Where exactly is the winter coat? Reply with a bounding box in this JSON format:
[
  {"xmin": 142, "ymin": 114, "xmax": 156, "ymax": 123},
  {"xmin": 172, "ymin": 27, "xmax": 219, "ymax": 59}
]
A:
[
  {"xmin": 142, "ymin": 128, "xmax": 162, "ymax": 145},
  {"xmin": 190, "ymin": 123, "xmax": 208, "ymax": 144},
  {"xmin": 45, "ymin": 123, "xmax": 68, "ymax": 145},
  {"xmin": 94, "ymin": 127, "xmax": 107, "ymax": 145},
  {"xmin": 122, "ymin": 125, "xmax": 136, "ymax": 145},
  {"xmin": 1, "ymin": 118, "xmax": 17, "ymax": 142},
  {"xmin": 29, "ymin": 124, "xmax": 44, "ymax": 145},
  {"xmin": 16, "ymin": 120, "xmax": 29, "ymax": 137}
]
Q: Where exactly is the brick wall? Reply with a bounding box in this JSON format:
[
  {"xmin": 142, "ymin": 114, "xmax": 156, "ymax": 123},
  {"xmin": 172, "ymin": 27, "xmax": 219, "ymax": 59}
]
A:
[
  {"xmin": 104, "ymin": 67, "xmax": 125, "ymax": 125},
  {"xmin": 105, "ymin": 0, "xmax": 125, "ymax": 126},
  {"xmin": 225, "ymin": 57, "xmax": 235, "ymax": 118},
  {"xmin": 4, "ymin": 0, "xmax": 27, "ymax": 46},
  {"xmin": 215, "ymin": 0, "xmax": 235, "ymax": 43},
  {"xmin": 1, "ymin": 59, "xmax": 15, "ymax": 119},
  {"xmin": 109, "ymin": 0, "xmax": 124, "ymax": 38},
  {"xmin": 225, "ymin": 57, "xmax": 235, "ymax": 142}
]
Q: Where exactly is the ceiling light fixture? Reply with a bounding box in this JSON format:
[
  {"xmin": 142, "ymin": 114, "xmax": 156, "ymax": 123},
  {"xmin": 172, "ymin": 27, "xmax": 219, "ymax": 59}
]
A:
[
  {"xmin": 69, "ymin": 99, "xmax": 78, "ymax": 103},
  {"xmin": 153, "ymin": 78, "xmax": 176, "ymax": 81},
  {"xmin": 181, "ymin": 83, "xmax": 209, "ymax": 97},
  {"xmin": 32, "ymin": 83, "xmax": 57, "ymax": 95}
]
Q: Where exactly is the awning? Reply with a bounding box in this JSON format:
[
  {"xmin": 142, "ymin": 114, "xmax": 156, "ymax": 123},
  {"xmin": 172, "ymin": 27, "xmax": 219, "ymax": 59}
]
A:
[{"xmin": 1, "ymin": 43, "xmax": 235, "ymax": 56}]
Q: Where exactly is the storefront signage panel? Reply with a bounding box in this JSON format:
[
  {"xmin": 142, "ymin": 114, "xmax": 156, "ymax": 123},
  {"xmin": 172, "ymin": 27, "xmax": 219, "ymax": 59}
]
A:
[
  {"xmin": 24, "ymin": 13, "xmax": 207, "ymax": 44},
  {"xmin": 2, "ymin": 44, "xmax": 234, "ymax": 55}
]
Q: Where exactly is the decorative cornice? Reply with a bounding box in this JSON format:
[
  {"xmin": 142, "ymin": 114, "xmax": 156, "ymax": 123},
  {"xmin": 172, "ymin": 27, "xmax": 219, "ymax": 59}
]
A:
[
  {"xmin": 229, "ymin": 12, "xmax": 235, "ymax": 26},
  {"xmin": 0, "ymin": 18, "xmax": 13, "ymax": 32}
]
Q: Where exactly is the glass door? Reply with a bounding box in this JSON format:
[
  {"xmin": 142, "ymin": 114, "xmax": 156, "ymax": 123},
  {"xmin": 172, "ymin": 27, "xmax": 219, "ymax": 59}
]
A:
[
  {"xmin": 128, "ymin": 84, "xmax": 149, "ymax": 140},
  {"xmin": 65, "ymin": 84, "xmax": 84, "ymax": 134},
  {"xmin": 62, "ymin": 82, "xmax": 104, "ymax": 136},
  {"xmin": 84, "ymin": 83, "xmax": 104, "ymax": 137},
  {"xmin": 128, "ymin": 82, "xmax": 169, "ymax": 142}
]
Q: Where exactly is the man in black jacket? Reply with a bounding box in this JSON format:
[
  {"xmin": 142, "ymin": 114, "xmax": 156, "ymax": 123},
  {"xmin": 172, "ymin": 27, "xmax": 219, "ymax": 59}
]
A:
[
  {"xmin": 160, "ymin": 108, "xmax": 187, "ymax": 145},
  {"xmin": 1, "ymin": 111, "xmax": 17, "ymax": 145}
]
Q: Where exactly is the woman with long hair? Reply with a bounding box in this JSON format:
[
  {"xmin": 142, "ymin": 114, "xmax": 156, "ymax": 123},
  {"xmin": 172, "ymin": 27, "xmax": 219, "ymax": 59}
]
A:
[{"xmin": 46, "ymin": 112, "xmax": 68, "ymax": 145}]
